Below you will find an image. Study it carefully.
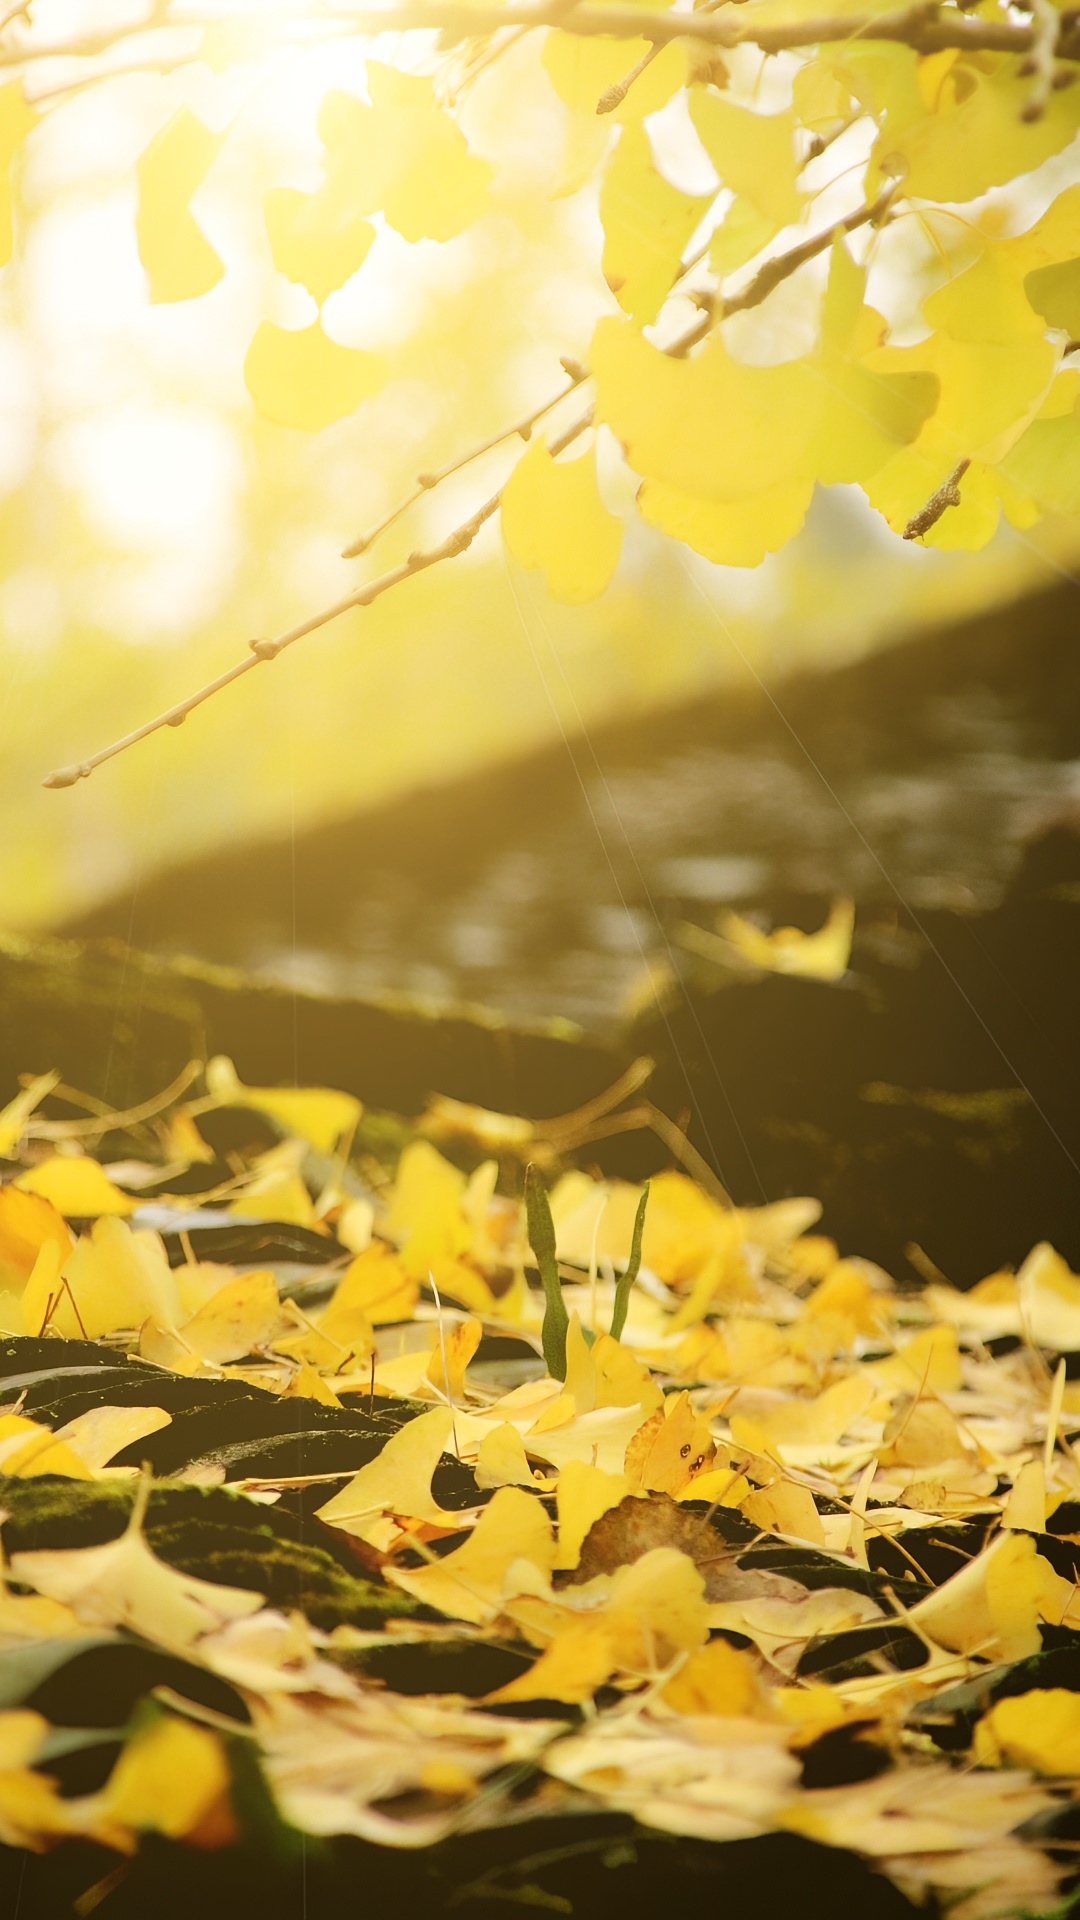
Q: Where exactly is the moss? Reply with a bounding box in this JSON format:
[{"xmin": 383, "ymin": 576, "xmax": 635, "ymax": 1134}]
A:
[{"xmin": 0, "ymin": 1476, "xmax": 420, "ymax": 1630}]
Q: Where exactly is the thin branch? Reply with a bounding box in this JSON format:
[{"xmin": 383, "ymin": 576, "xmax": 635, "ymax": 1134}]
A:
[
  {"xmin": 902, "ymin": 458, "xmax": 970, "ymax": 540},
  {"xmin": 721, "ymin": 179, "xmax": 896, "ymax": 318},
  {"xmin": 43, "ymin": 188, "xmax": 894, "ymax": 788},
  {"xmin": 1019, "ymin": 0, "xmax": 1061, "ymax": 121},
  {"xmin": 341, "ymin": 358, "xmax": 588, "ymax": 558},
  {"xmin": 331, "ymin": 2, "xmax": 1076, "ymax": 62},
  {"xmin": 596, "ymin": 43, "xmax": 660, "ymax": 115}
]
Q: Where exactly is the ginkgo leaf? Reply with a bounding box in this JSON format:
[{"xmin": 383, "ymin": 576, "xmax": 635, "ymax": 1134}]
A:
[
  {"xmin": 102, "ymin": 1712, "xmax": 234, "ymax": 1841},
  {"xmin": 15, "ymin": 1156, "xmax": 134, "ymax": 1218},
  {"xmin": 10, "ymin": 1487, "xmax": 264, "ymax": 1647},
  {"xmin": 599, "ymin": 125, "xmax": 708, "ymax": 326},
  {"xmin": 661, "ymin": 1638, "xmax": 764, "ymax": 1717},
  {"xmin": 52, "ymin": 1405, "xmax": 172, "ymax": 1474},
  {"xmin": 22, "ymin": 1216, "xmax": 178, "ymax": 1340},
  {"xmin": 315, "ymin": 1406, "xmax": 457, "ymax": 1535},
  {"xmin": 317, "ymin": 69, "xmax": 492, "ymax": 245},
  {"xmin": 0, "ymin": 83, "xmax": 35, "ymax": 270},
  {"xmin": 974, "ymin": 1690, "xmax": 1080, "ymax": 1775},
  {"xmin": 178, "ymin": 1270, "xmax": 282, "ymax": 1365},
  {"xmin": 716, "ymin": 899, "xmax": 855, "ymax": 980},
  {"xmin": 1017, "ymin": 1241, "xmax": 1080, "ymax": 1351},
  {"xmin": 244, "ymin": 320, "xmax": 383, "ymax": 433},
  {"xmin": 502, "ymin": 440, "xmax": 622, "ymax": 604},
  {"xmin": 135, "ymin": 108, "xmax": 225, "ymax": 304},
  {"xmin": 908, "ymin": 1530, "xmax": 1042, "ymax": 1663},
  {"xmin": 637, "ymin": 476, "xmax": 814, "ymax": 568},
  {"xmin": 475, "ymin": 1423, "xmax": 535, "ymax": 1489},
  {"xmin": 688, "ymin": 94, "xmax": 802, "ymax": 230},
  {"xmin": 205, "ymin": 1056, "xmax": 361, "ymax": 1153},
  {"xmin": 555, "ymin": 1459, "xmax": 631, "ymax": 1571},
  {"xmin": 0, "ymin": 1412, "xmax": 94, "ymax": 1480},
  {"xmin": 322, "ymin": 1246, "xmax": 410, "ymax": 1336},
  {"xmin": 386, "ymin": 1485, "xmax": 555, "ymax": 1623},
  {"xmin": 0, "ymin": 1186, "xmax": 72, "ymax": 1290},
  {"xmin": 264, "ymin": 187, "xmax": 375, "ymax": 306},
  {"xmin": 709, "ymin": 198, "xmax": 782, "ymax": 277},
  {"xmin": 425, "ymin": 1316, "xmax": 482, "ymax": 1401},
  {"xmin": 880, "ymin": 58, "xmax": 1080, "ymax": 204},
  {"xmin": 624, "ymin": 1392, "xmax": 715, "ymax": 1494}
]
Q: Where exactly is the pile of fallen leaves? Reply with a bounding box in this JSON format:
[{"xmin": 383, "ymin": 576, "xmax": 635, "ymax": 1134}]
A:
[{"xmin": 0, "ymin": 1056, "xmax": 1079, "ymax": 1918}]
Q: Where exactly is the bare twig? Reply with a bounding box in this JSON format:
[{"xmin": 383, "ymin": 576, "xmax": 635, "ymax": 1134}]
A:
[
  {"xmin": 44, "ymin": 186, "xmax": 895, "ymax": 787},
  {"xmin": 596, "ymin": 43, "xmax": 660, "ymax": 114},
  {"xmin": 341, "ymin": 358, "xmax": 588, "ymax": 557},
  {"xmin": 331, "ymin": 2, "xmax": 1076, "ymax": 62},
  {"xmin": 902, "ymin": 457, "xmax": 970, "ymax": 540},
  {"xmin": 1019, "ymin": 0, "xmax": 1061, "ymax": 120}
]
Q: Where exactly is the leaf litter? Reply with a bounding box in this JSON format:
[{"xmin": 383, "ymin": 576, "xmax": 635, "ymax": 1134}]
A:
[{"xmin": 0, "ymin": 1057, "xmax": 1077, "ymax": 1913}]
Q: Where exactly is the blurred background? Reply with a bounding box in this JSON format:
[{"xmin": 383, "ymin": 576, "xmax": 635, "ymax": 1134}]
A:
[{"xmin": 5, "ymin": 2, "xmax": 1080, "ymax": 1280}]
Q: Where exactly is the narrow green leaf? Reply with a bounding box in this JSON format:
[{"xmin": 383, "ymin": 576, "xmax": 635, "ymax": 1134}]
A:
[
  {"xmin": 609, "ymin": 1182, "xmax": 649, "ymax": 1343},
  {"xmin": 525, "ymin": 1164, "xmax": 569, "ymax": 1382}
]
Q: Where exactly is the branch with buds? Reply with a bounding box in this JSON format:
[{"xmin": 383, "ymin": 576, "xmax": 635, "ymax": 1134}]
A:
[{"xmin": 45, "ymin": 189, "xmax": 897, "ymax": 788}]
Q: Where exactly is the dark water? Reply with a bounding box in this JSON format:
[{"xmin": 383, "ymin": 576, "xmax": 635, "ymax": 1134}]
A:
[
  {"xmin": 64, "ymin": 580, "xmax": 1080, "ymax": 1283},
  {"xmin": 69, "ymin": 580, "xmax": 1080, "ymax": 1032}
]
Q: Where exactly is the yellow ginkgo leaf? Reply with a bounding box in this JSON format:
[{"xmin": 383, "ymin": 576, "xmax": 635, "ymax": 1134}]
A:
[
  {"xmin": 487, "ymin": 1615, "xmax": 617, "ymax": 1705},
  {"xmin": 908, "ymin": 1530, "xmax": 1042, "ymax": 1664},
  {"xmin": 53, "ymin": 1405, "xmax": 172, "ymax": 1474},
  {"xmin": 22, "ymin": 1216, "xmax": 178, "ymax": 1341},
  {"xmin": 244, "ymin": 320, "xmax": 383, "ymax": 433},
  {"xmin": 0, "ymin": 1185, "xmax": 72, "ymax": 1290},
  {"xmin": 0, "ymin": 83, "xmax": 35, "ymax": 269},
  {"xmin": 227, "ymin": 1171, "xmax": 316, "ymax": 1229},
  {"xmin": 323, "ymin": 1244, "xmax": 415, "ymax": 1330},
  {"xmin": 502, "ymin": 440, "xmax": 622, "ymax": 605},
  {"xmin": 264, "ymin": 187, "xmax": 375, "ymax": 306},
  {"xmin": 387, "ymin": 1485, "xmax": 555, "ymax": 1623},
  {"xmin": 385, "ymin": 1140, "xmax": 469, "ymax": 1278},
  {"xmin": 599, "ymin": 124, "xmax": 709, "ymax": 326},
  {"xmin": 661, "ymin": 1637, "xmax": 764, "ymax": 1718},
  {"xmin": 709, "ymin": 197, "xmax": 782, "ymax": 277},
  {"xmin": 716, "ymin": 899, "xmax": 855, "ymax": 981},
  {"xmin": 425, "ymin": 1316, "xmax": 482, "ymax": 1401},
  {"xmin": 0, "ymin": 1412, "xmax": 93, "ymax": 1480},
  {"xmin": 1017, "ymin": 1241, "xmax": 1080, "ymax": 1351},
  {"xmin": 135, "ymin": 108, "xmax": 224, "ymax": 303},
  {"xmin": 637, "ymin": 475, "xmax": 814, "ymax": 568},
  {"xmin": 624, "ymin": 1391, "xmax": 715, "ymax": 1494},
  {"xmin": 102, "ymin": 1713, "xmax": 234, "ymax": 1840},
  {"xmin": 475, "ymin": 1423, "xmax": 536, "ymax": 1489},
  {"xmin": 178, "ymin": 1271, "xmax": 282, "ymax": 1366},
  {"xmin": 316, "ymin": 1405, "xmax": 457, "ymax": 1536},
  {"xmin": 205, "ymin": 1056, "xmax": 361, "ymax": 1153},
  {"xmin": 317, "ymin": 68, "xmax": 492, "ymax": 244},
  {"xmin": 555, "ymin": 1459, "xmax": 631, "ymax": 1571},
  {"xmin": 688, "ymin": 94, "xmax": 802, "ymax": 230},
  {"xmin": 15, "ymin": 1155, "xmax": 135, "ymax": 1218},
  {"xmin": 974, "ymin": 1690, "xmax": 1080, "ymax": 1776},
  {"xmin": 281, "ymin": 1360, "xmax": 342, "ymax": 1407},
  {"xmin": 10, "ymin": 1485, "xmax": 264, "ymax": 1647}
]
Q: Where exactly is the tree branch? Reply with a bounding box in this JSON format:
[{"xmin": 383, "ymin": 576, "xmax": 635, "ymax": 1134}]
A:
[
  {"xmin": 331, "ymin": 1, "xmax": 1075, "ymax": 61},
  {"xmin": 42, "ymin": 188, "xmax": 896, "ymax": 789},
  {"xmin": 341, "ymin": 358, "xmax": 588, "ymax": 558}
]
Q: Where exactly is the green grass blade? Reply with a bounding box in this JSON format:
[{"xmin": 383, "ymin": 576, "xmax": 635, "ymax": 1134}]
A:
[
  {"xmin": 525, "ymin": 1163, "xmax": 569, "ymax": 1381},
  {"xmin": 609, "ymin": 1182, "xmax": 649, "ymax": 1343}
]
